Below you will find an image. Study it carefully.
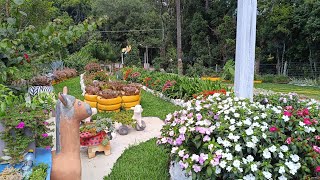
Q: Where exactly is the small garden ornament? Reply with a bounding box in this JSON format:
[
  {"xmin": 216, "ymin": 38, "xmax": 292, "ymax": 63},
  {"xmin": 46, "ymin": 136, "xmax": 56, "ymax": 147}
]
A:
[
  {"xmin": 131, "ymin": 105, "xmax": 146, "ymax": 131},
  {"xmin": 51, "ymin": 87, "xmax": 92, "ymax": 180}
]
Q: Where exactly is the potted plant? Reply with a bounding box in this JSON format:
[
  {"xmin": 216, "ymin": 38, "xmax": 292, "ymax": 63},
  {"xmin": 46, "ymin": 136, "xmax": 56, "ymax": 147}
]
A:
[
  {"xmin": 97, "ymin": 89, "xmax": 121, "ymax": 112},
  {"xmin": 80, "ymin": 117, "xmax": 114, "ymax": 147},
  {"xmin": 121, "ymin": 85, "xmax": 141, "ymax": 110},
  {"xmin": 84, "ymin": 85, "xmax": 100, "ymax": 108},
  {"xmin": 108, "ymin": 111, "xmax": 136, "ymax": 135}
]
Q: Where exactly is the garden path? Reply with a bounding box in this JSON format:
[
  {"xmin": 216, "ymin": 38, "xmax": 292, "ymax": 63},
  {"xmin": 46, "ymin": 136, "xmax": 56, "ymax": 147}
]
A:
[{"xmin": 47, "ymin": 116, "xmax": 164, "ymax": 180}]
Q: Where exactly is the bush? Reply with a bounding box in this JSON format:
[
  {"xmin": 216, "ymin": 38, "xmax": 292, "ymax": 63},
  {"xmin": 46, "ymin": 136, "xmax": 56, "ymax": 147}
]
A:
[
  {"xmin": 64, "ymin": 50, "xmax": 98, "ymax": 72},
  {"xmin": 259, "ymin": 74, "xmax": 290, "ymax": 84},
  {"xmin": 158, "ymin": 92, "xmax": 320, "ymax": 179}
]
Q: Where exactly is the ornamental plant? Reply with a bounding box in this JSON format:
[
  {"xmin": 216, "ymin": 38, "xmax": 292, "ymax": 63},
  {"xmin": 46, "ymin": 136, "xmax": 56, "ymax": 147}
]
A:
[
  {"xmin": 0, "ymin": 92, "xmax": 54, "ymax": 163},
  {"xmin": 158, "ymin": 92, "xmax": 320, "ymax": 179}
]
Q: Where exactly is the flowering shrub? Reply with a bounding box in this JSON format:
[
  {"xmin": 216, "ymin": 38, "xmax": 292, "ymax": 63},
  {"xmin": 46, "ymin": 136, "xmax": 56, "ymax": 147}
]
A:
[{"xmin": 158, "ymin": 92, "xmax": 320, "ymax": 179}]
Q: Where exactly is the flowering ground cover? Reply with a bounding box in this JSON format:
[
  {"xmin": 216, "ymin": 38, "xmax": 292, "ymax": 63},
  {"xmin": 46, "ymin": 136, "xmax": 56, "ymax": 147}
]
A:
[{"xmin": 158, "ymin": 92, "xmax": 320, "ymax": 179}]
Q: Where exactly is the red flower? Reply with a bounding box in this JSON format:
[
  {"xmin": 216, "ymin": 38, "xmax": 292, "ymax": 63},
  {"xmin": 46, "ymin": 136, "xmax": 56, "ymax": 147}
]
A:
[
  {"xmin": 269, "ymin": 126, "xmax": 278, "ymax": 132},
  {"xmin": 283, "ymin": 111, "xmax": 292, "ymax": 117},
  {"xmin": 286, "ymin": 137, "xmax": 292, "ymax": 144},
  {"xmin": 304, "ymin": 118, "xmax": 312, "ymax": 126},
  {"xmin": 23, "ymin": 53, "xmax": 29, "ymax": 59},
  {"xmin": 303, "ymin": 108, "xmax": 309, "ymax": 116},
  {"xmin": 315, "ymin": 166, "xmax": 320, "ymax": 172}
]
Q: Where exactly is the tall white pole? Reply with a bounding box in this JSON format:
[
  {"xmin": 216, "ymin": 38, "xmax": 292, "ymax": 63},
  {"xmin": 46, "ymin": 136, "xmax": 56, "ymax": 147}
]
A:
[{"xmin": 234, "ymin": 0, "xmax": 257, "ymax": 101}]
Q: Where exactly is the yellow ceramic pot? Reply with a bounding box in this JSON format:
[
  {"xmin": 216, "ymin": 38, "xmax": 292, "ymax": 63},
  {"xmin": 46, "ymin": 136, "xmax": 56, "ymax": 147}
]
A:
[
  {"xmin": 97, "ymin": 103, "xmax": 121, "ymax": 111},
  {"xmin": 97, "ymin": 96, "xmax": 122, "ymax": 105},
  {"xmin": 84, "ymin": 100, "xmax": 97, "ymax": 108},
  {"xmin": 121, "ymin": 94, "xmax": 140, "ymax": 103},
  {"xmin": 84, "ymin": 94, "xmax": 98, "ymax": 102}
]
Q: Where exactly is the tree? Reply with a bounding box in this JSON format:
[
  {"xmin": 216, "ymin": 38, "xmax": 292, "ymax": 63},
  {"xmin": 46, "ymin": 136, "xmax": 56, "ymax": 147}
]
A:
[{"xmin": 176, "ymin": 0, "xmax": 183, "ymax": 75}]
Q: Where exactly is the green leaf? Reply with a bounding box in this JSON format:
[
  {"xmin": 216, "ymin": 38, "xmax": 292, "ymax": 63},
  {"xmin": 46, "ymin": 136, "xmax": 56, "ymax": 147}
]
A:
[
  {"xmin": 19, "ymin": 11, "xmax": 27, "ymax": 16},
  {"xmin": 13, "ymin": 0, "xmax": 24, "ymax": 5},
  {"xmin": 7, "ymin": 18, "xmax": 16, "ymax": 25},
  {"xmin": 206, "ymin": 167, "xmax": 213, "ymax": 177}
]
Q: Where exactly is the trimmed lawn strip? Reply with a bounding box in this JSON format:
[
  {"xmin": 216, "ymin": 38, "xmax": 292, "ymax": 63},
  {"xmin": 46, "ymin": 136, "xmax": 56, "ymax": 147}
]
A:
[
  {"xmin": 104, "ymin": 139, "xmax": 170, "ymax": 180},
  {"xmin": 141, "ymin": 90, "xmax": 182, "ymax": 120},
  {"xmin": 53, "ymin": 77, "xmax": 83, "ymax": 100},
  {"xmin": 254, "ymin": 83, "xmax": 320, "ymax": 100}
]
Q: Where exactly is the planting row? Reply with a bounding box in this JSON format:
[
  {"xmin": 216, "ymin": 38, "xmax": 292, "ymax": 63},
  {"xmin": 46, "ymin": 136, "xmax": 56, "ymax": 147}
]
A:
[{"xmin": 121, "ymin": 67, "xmax": 227, "ymax": 100}]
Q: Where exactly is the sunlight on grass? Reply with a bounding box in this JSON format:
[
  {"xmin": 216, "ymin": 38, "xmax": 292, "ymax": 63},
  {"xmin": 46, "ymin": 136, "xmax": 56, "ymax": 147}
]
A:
[{"xmin": 53, "ymin": 77, "xmax": 83, "ymax": 100}]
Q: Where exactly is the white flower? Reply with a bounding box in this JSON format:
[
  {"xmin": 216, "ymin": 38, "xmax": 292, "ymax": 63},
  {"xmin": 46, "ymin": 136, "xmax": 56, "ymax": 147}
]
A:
[
  {"xmin": 279, "ymin": 166, "xmax": 285, "ymax": 174},
  {"xmin": 246, "ymin": 142, "xmax": 256, "ymax": 148},
  {"xmin": 179, "ymin": 126, "xmax": 187, "ymax": 134},
  {"xmin": 191, "ymin": 154, "xmax": 199, "ymax": 161},
  {"xmin": 251, "ymin": 163, "xmax": 258, "ymax": 172},
  {"xmin": 279, "ymin": 152, "xmax": 284, "ymax": 159},
  {"xmin": 253, "ymin": 116, "xmax": 259, "ymax": 120},
  {"xmin": 280, "ymin": 145, "xmax": 288, "ymax": 152},
  {"xmin": 261, "ymin": 113, "xmax": 267, "ymax": 119},
  {"xmin": 219, "ymin": 160, "xmax": 227, "ymax": 168},
  {"xmin": 263, "ymin": 149, "xmax": 271, "ymax": 159},
  {"xmin": 299, "ymin": 121, "xmax": 305, "ymax": 127},
  {"xmin": 243, "ymin": 174, "xmax": 256, "ymax": 180},
  {"xmin": 226, "ymin": 166, "xmax": 232, "ymax": 172},
  {"xmin": 208, "ymin": 144, "xmax": 214, "ymax": 151},
  {"xmin": 246, "ymin": 155, "xmax": 254, "ymax": 162},
  {"xmin": 251, "ymin": 136, "xmax": 259, "ymax": 144},
  {"xmin": 262, "ymin": 171, "xmax": 272, "ymax": 179},
  {"xmin": 262, "ymin": 133, "xmax": 267, "ymax": 139},
  {"xmin": 230, "ymin": 119, "xmax": 235, "ymax": 124},
  {"xmin": 290, "ymin": 154, "xmax": 300, "ymax": 162},
  {"xmin": 234, "ymin": 113, "xmax": 240, "ymax": 118},
  {"xmin": 251, "ymin": 122, "xmax": 260, "ymax": 127},
  {"xmin": 236, "ymin": 121, "xmax": 243, "ymax": 127},
  {"xmin": 245, "ymin": 128, "xmax": 254, "ymax": 136},
  {"xmin": 235, "ymin": 144, "xmax": 242, "ymax": 152},
  {"xmin": 278, "ymin": 175, "xmax": 287, "ymax": 180},
  {"xmin": 224, "ymin": 153, "xmax": 233, "ymax": 161},
  {"xmin": 217, "ymin": 137, "xmax": 223, "ymax": 144},
  {"xmin": 233, "ymin": 160, "xmax": 241, "ymax": 168},
  {"xmin": 244, "ymin": 118, "xmax": 252, "ymax": 126},
  {"xmin": 178, "ymin": 150, "xmax": 185, "ymax": 157},
  {"xmin": 269, "ymin": 145, "xmax": 277, "ymax": 152},
  {"xmin": 222, "ymin": 140, "xmax": 232, "ymax": 147},
  {"xmin": 215, "ymin": 167, "xmax": 221, "ymax": 174},
  {"xmin": 171, "ymin": 147, "xmax": 178, "ymax": 154},
  {"xmin": 282, "ymin": 115, "xmax": 290, "ymax": 122},
  {"xmin": 229, "ymin": 125, "xmax": 236, "ymax": 131}
]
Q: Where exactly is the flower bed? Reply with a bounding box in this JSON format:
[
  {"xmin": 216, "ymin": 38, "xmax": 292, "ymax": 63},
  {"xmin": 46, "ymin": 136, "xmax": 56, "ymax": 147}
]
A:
[
  {"xmin": 158, "ymin": 92, "xmax": 320, "ymax": 179},
  {"xmin": 122, "ymin": 67, "xmax": 227, "ymax": 101}
]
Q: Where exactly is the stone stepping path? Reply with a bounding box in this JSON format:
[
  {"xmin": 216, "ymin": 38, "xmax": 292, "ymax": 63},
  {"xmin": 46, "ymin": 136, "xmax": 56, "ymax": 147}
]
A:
[{"xmin": 47, "ymin": 116, "xmax": 164, "ymax": 180}]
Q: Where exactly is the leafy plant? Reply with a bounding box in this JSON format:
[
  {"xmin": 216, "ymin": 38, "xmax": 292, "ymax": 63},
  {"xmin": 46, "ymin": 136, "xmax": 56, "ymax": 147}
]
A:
[
  {"xmin": 221, "ymin": 59, "xmax": 235, "ymax": 81},
  {"xmin": 29, "ymin": 163, "xmax": 48, "ymax": 180},
  {"xmin": 104, "ymin": 111, "xmax": 135, "ymax": 127},
  {"xmin": 84, "ymin": 63, "xmax": 101, "ymax": 73}
]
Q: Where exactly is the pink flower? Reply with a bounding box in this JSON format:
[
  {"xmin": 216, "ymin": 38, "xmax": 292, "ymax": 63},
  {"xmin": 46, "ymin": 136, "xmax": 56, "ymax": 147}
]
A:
[
  {"xmin": 315, "ymin": 136, "xmax": 320, "ymax": 140},
  {"xmin": 45, "ymin": 146, "xmax": 51, "ymax": 150},
  {"xmin": 285, "ymin": 106, "xmax": 293, "ymax": 110},
  {"xmin": 315, "ymin": 166, "xmax": 320, "ymax": 172},
  {"xmin": 42, "ymin": 133, "xmax": 48, "ymax": 138},
  {"xmin": 269, "ymin": 126, "xmax": 278, "ymax": 132},
  {"xmin": 297, "ymin": 110, "xmax": 303, "ymax": 117},
  {"xmin": 313, "ymin": 119, "xmax": 318, "ymax": 124},
  {"xmin": 313, "ymin": 146, "xmax": 320, "ymax": 153},
  {"xmin": 43, "ymin": 121, "xmax": 49, "ymax": 126},
  {"xmin": 286, "ymin": 137, "xmax": 292, "ymax": 144},
  {"xmin": 192, "ymin": 164, "xmax": 202, "ymax": 173},
  {"xmin": 283, "ymin": 111, "xmax": 292, "ymax": 117},
  {"xmin": 303, "ymin": 108, "xmax": 309, "ymax": 116},
  {"xmin": 16, "ymin": 122, "xmax": 25, "ymax": 129},
  {"xmin": 183, "ymin": 154, "xmax": 189, "ymax": 160},
  {"xmin": 203, "ymin": 135, "xmax": 211, "ymax": 142},
  {"xmin": 196, "ymin": 113, "xmax": 202, "ymax": 121},
  {"xmin": 179, "ymin": 161, "xmax": 189, "ymax": 169},
  {"xmin": 304, "ymin": 118, "xmax": 312, "ymax": 126}
]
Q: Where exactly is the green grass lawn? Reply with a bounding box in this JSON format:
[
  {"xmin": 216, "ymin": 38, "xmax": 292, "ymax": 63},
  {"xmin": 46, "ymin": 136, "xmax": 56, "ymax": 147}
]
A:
[
  {"xmin": 53, "ymin": 77, "xmax": 83, "ymax": 100},
  {"xmin": 104, "ymin": 138, "xmax": 170, "ymax": 180},
  {"xmin": 254, "ymin": 83, "xmax": 320, "ymax": 100}
]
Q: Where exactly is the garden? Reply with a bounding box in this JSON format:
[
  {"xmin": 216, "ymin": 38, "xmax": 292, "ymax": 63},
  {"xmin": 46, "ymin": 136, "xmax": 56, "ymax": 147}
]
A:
[{"xmin": 1, "ymin": 0, "xmax": 320, "ymax": 180}]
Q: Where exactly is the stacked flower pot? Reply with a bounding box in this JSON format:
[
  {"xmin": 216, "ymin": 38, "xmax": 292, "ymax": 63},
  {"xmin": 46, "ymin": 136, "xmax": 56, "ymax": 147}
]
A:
[{"xmin": 97, "ymin": 95, "xmax": 122, "ymax": 112}]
